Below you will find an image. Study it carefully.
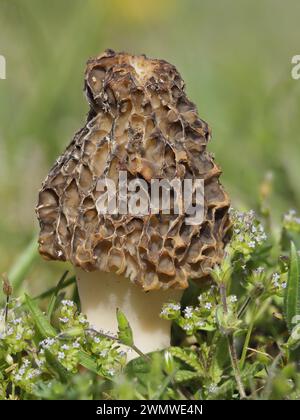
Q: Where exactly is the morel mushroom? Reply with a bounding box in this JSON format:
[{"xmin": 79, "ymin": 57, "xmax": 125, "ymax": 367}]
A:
[{"xmin": 36, "ymin": 50, "xmax": 230, "ymax": 358}]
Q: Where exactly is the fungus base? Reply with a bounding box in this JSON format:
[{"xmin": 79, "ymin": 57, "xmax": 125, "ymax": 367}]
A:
[{"xmin": 76, "ymin": 268, "xmax": 183, "ymax": 360}]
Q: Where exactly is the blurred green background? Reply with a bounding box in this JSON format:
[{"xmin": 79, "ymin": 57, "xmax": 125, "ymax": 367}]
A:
[{"xmin": 0, "ymin": 0, "xmax": 300, "ymax": 293}]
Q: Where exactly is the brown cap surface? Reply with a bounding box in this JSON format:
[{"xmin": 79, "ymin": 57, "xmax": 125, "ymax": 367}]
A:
[{"xmin": 36, "ymin": 50, "xmax": 231, "ymax": 291}]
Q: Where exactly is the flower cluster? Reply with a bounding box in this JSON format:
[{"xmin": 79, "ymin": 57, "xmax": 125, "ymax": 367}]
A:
[
  {"xmin": 283, "ymin": 209, "xmax": 300, "ymax": 232},
  {"xmin": 38, "ymin": 335, "xmax": 80, "ymax": 373},
  {"xmin": 160, "ymin": 287, "xmax": 240, "ymax": 336},
  {"xmin": 229, "ymin": 209, "xmax": 267, "ymax": 257},
  {"xmin": 85, "ymin": 330, "xmax": 126, "ymax": 377},
  {"xmin": 10, "ymin": 359, "xmax": 41, "ymax": 393},
  {"xmin": 58, "ymin": 299, "xmax": 89, "ymax": 331},
  {"xmin": 271, "ymin": 272, "xmax": 287, "ymax": 290},
  {"xmin": 244, "ymin": 265, "xmax": 287, "ymax": 300},
  {"xmin": 0, "ymin": 301, "xmax": 34, "ymax": 354},
  {"xmin": 0, "ymin": 295, "xmax": 128, "ymax": 398}
]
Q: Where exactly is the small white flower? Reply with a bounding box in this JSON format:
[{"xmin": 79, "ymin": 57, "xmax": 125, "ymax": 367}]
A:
[
  {"xmin": 204, "ymin": 302, "xmax": 212, "ymax": 310},
  {"xmin": 57, "ymin": 352, "xmax": 65, "ymax": 360},
  {"xmin": 100, "ymin": 350, "xmax": 108, "ymax": 357},
  {"xmin": 248, "ymin": 241, "xmax": 256, "ymax": 248},
  {"xmin": 281, "ymin": 282, "xmax": 287, "ymax": 289},
  {"xmin": 169, "ymin": 303, "xmax": 181, "ymax": 311},
  {"xmin": 183, "ymin": 323, "xmax": 193, "ymax": 331},
  {"xmin": 94, "ymin": 337, "xmax": 101, "ymax": 344},
  {"xmin": 229, "ymin": 295, "xmax": 237, "ymax": 303},
  {"xmin": 40, "ymin": 337, "xmax": 56, "ymax": 348},
  {"xmin": 73, "ymin": 341, "xmax": 80, "ymax": 349},
  {"xmin": 15, "ymin": 374, "xmax": 22, "ymax": 381},
  {"xmin": 61, "ymin": 344, "xmax": 69, "ymax": 350},
  {"xmin": 196, "ymin": 320, "xmax": 205, "ymax": 327},
  {"xmin": 19, "ymin": 368, "xmax": 26, "ymax": 376},
  {"xmin": 61, "ymin": 300, "xmax": 74, "ymax": 307},
  {"xmin": 184, "ymin": 306, "xmax": 193, "ymax": 319},
  {"xmin": 107, "ymin": 368, "xmax": 115, "ymax": 376},
  {"xmin": 59, "ymin": 317, "xmax": 69, "ymax": 324}
]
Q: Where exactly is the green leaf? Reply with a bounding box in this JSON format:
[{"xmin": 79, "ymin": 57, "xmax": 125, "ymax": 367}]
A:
[
  {"xmin": 47, "ymin": 271, "xmax": 69, "ymax": 319},
  {"xmin": 174, "ymin": 370, "xmax": 199, "ymax": 383},
  {"xmin": 284, "ymin": 242, "xmax": 300, "ymax": 332},
  {"xmin": 170, "ymin": 347, "xmax": 204, "ymax": 376},
  {"xmin": 24, "ymin": 294, "xmax": 57, "ymax": 338},
  {"xmin": 34, "ymin": 276, "xmax": 76, "ymax": 301},
  {"xmin": 286, "ymin": 323, "xmax": 300, "ymax": 350},
  {"xmin": 44, "ymin": 349, "xmax": 71, "ymax": 383},
  {"xmin": 116, "ymin": 308, "xmax": 134, "ymax": 347},
  {"xmin": 6, "ymin": 235, "xmax": 38, "ymax": 296},
  {"xmin": 78, "ymin": 351, "xmax": 99, "ymax": 375}
]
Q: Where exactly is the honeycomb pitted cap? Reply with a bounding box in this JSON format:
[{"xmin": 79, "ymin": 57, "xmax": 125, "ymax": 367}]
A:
[{"xmin": 36, "ymin": 50, "xmax": 231, "ymax": 291}]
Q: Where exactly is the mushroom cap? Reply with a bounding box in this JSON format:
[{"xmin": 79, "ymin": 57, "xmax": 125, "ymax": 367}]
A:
[{"xmin": 36, "ymin": 50, "xmax": 231, "ymax": 291}]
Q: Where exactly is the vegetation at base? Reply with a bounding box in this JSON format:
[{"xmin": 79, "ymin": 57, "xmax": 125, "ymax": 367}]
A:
[{"xmin": 1, "ymin": 208, "xmax": 300, "ymax": 400}]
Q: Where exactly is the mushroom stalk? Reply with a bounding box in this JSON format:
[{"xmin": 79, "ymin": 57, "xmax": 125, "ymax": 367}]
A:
[{"xmin": 76, "ymin": 268, "xmax": 183, "ymax": 360}]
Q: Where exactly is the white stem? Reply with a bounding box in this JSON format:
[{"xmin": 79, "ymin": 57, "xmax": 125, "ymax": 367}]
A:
[{"xmin": 76, "ymin": 268, "xmax": 183, "ymax": 361}]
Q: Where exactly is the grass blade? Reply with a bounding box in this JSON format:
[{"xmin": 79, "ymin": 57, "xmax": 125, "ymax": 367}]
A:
[
  {"xmin": 284, "ymin": 242, "xmax": 300, "ymax": 332},
  {"xmin": 47, "ymin": 271, "xmax": 69, "ymax": 319},
  {"xmin": 7, "ymin": 235, "xmax": 38, "ymax": 292},
  {"xmin": 78, "ymin": 350, "xmax": 98, "ymax": 374},
  {"xmin": 24, "ymin": 293, "xmax": 56, "ymax": 338},
  {"xmin": 34, "ymin": 276, "xmax": 75, "ymax": 301}
]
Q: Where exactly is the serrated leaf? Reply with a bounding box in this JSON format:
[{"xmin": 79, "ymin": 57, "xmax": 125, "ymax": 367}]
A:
[
  {"xmin": 116, "ymin": 308, "xmax": 134, "ymax": 347},
  {"xmin": 25, "ymin": 294, "xmax": 57, "ymax": 338},
  {"xmin": 174, "ymin": 370, "xmax": 199, "ymax": 383},
  {"xmin": 170, "ymin": 347, "xmax": 204, "ymax": 375},
  {"xmin": 284, "ymin": 242, "xmax": 300, "ymax": 332}
]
